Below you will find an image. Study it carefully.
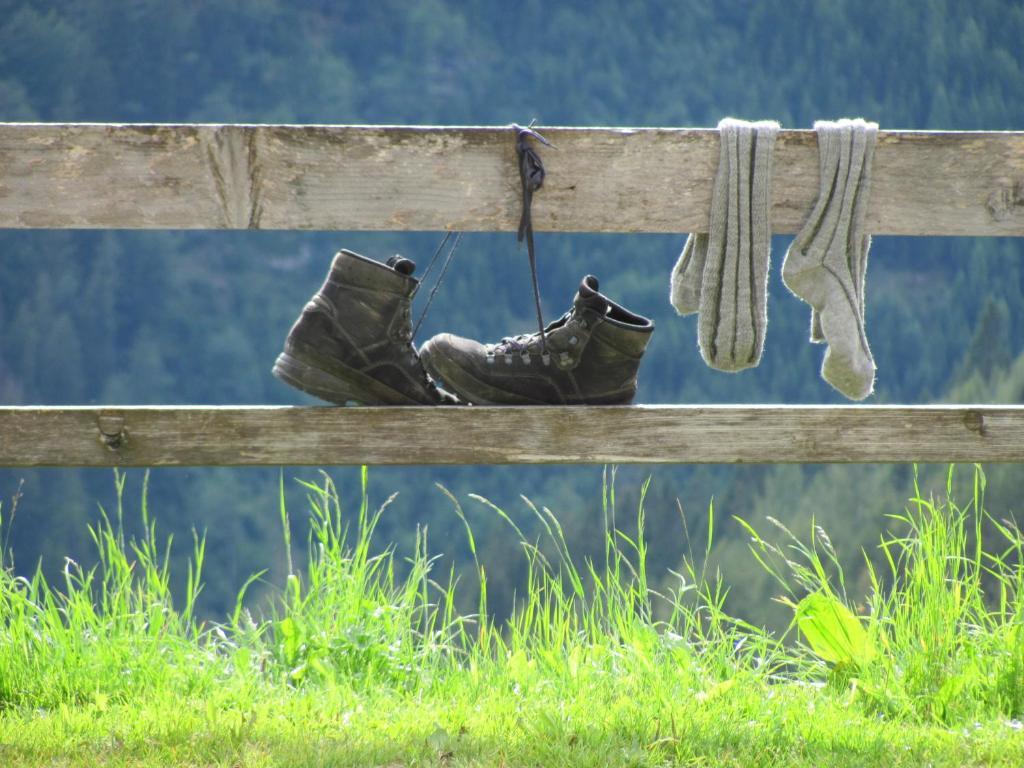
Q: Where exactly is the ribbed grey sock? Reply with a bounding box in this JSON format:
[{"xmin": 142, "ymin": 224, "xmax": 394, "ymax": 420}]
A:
[
  {"xmin": 670, "ymin": 118, "xmax": 779, "ymax": 372},
  {"xmin": 782, "ymin": 118, "xmax": 877, "ymax": 400}
]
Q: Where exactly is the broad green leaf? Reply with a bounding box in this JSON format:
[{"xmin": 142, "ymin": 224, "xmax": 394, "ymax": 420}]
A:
[
  {"xmin": 936, "ymin": 674, "xmax": 967, "ymax": 716},
  {"xmin": 275, "ymin": 617, "xmax": 303, "ymax": 666},
  {"xmin": 794, "ymin": 591, "xmax": 875, "ymax": 666},
  {"xmin": 309, "ymin": 655, "xmax": 331, "ymax": 680},
  {"xmin": 567, "ymin": 646, "xmax": 582, "ymax": 678},
  {"xmin": 277, "ymin": 616, "xmax": 297, "ymax": 639},
  {"xmin": 507, "ymin": 649, "xmax": 535, "ymax": 682}
]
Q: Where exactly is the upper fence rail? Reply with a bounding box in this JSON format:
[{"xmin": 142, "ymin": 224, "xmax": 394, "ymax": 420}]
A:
[{"xmin": 2, "ymin": 124, "xmax": 1023, "ymax": 236}]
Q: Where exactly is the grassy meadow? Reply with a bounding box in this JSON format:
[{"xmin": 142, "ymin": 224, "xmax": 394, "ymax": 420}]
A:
[{"xmin": 1, "ymin": 466, "xmax": 1023, "ymax": 767}]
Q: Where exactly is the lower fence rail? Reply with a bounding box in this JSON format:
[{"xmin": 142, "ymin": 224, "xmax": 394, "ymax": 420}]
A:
[{"xmin": 0, "ymin": 405, "xmax": 1020, "ymax": 467}]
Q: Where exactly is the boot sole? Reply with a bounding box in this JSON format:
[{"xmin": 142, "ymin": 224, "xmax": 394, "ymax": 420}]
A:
[
  {"xmin": 420, "ymin": 343, "xmax": 635, "ymax": 406},
  {"xmin": 273, "ymin": 348, "xmax": 423, "ymax": 406},
  {"xmin": 419, "ymin": 341, "xmax": 540, "ymax": 404}
]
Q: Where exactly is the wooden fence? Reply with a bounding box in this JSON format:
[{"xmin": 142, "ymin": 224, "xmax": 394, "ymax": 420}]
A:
[{"xmin": 1, "ymin": 123, "xmax": 1023, "ymax": 467}]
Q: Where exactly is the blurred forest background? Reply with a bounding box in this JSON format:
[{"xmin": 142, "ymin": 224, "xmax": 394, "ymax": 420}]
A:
[{"xmin": 1, "ymin": 0, "xmax": 1023, "ymax": 629}]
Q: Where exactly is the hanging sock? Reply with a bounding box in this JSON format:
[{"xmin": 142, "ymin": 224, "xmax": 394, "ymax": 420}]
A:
[
  {"xmin": 670, "ymin": 118, "xmax": 779, "ymax": 372},
  {"xmin": 782, "ymin": 118, "xmax": 878, "ymax": 400}
]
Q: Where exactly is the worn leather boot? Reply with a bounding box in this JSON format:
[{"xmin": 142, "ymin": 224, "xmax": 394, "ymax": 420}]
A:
[
  {"xmin": 420, "ymin": 276, "xmax": 654, "ymax": 405},
  {"xmin": 273, "ymin": 249, "xmax": 458, "ymax": 405}
]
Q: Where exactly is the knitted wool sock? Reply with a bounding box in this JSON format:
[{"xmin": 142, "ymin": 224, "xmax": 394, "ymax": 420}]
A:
[
  {"xmin": 782, "ymin": 118, "xmax": 877, "ymax": 400},
  {"xmin": 670, "ymin": 118, "xmax": 779, "ymax": 371}
]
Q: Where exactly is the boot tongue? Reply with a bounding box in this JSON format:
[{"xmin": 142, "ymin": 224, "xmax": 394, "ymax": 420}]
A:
[
  {"xmin": 386, "ymin": 255, "xmax": 416, "ymax": 276},
  {"xmin": 574, "ymin": 274, "xmax": 608, "ymax": 313}
]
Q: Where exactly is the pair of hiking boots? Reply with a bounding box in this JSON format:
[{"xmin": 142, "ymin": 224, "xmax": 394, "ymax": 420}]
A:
[{"xmin": 273, "ymin": 249, "xmax": 654, "ymax": 406}]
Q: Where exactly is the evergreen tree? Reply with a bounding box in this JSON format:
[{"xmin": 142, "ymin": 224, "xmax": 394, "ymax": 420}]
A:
[{"xmin": 1, "ymin": 0, "xmax": 1022, "ymax": 623}]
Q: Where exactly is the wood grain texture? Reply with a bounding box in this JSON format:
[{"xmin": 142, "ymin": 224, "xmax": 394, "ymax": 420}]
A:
[
  {"xmin": 0, "ymin": 405, "xmax": 1019, "ymax": 467},
  {"xmin": 1, "ymin": 124, "xmax": 1023, "ymax": 235}
]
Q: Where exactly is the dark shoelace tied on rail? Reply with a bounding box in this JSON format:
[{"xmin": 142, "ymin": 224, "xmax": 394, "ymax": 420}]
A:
[
  {"xmin": 514, "ymin": 123, "xmax": 553, "ymax": 351},
  {"xmin": 411, "ymin": 124, "xmax": 552, "ymax": 348}
]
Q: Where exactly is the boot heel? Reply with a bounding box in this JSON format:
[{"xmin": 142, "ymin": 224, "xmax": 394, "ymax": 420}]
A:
[{"xmin": 272, "ymin": 351, "xmax": 366, "ymax": 405}]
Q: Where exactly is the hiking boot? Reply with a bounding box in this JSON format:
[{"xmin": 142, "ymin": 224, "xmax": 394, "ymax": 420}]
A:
[
  {"xmin": 420, "ymin": 276, "xmax": 653, "ymax": 405},
  {"xmin": 273, "ymin": 249, "xmax": 459, "ymax": 405}
]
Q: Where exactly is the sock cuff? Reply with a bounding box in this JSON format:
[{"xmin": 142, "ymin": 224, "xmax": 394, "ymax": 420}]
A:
[
  {"xmin": 812, "ymin": 117, "xmax": 878, "ymax": 134},
  {"xmin": 718, "ymin": 117, "xmax": 781, "ymax": 133}
]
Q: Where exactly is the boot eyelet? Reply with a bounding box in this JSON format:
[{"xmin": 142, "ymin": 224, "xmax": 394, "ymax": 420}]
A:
[{"xmin": 569, "ymin": 336, "xmax": 578, "ymax": 345}]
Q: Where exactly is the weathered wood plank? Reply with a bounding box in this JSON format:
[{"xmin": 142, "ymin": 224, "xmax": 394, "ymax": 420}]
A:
[
  {"xmin": 0, "ymin": 405, "xmax": 1019, "ymax": 467},
  {"xmin": 1, "ymin": 124, "xmax": 1023, "ymax": 236}
]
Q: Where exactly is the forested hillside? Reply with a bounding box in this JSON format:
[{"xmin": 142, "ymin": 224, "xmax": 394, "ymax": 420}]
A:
[{"xmin": 2, "ymin": 0, "xmax": 1023, "ymax": 626}]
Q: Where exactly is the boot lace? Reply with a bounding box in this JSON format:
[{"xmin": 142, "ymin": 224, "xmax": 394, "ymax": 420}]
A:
[
  {"xmin": 411, "ymin": 231, "xmax": 463, "ymax": 340},
  {"xmin": 396, "ymin": 304, "xmax": 413, "ymax": 343},
  {"xmin": 492, "ymin": 308, "xmax": 587, "ymax": 362},
  {"xmin": 514, "ymin": 123, "xmax": 553, "ymax": 351},
  {"xmin": 398, "ymin": 298, "xmax": 460, "ymax": 403},
  {"xmin": 494, "ymin": 333, "xmax": 540, "ymax": 356}
]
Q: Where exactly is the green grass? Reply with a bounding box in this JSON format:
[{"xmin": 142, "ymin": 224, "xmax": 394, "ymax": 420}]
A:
[{"xmin": 1, "ymin": 465, "xmax": 1023, "ymax": 767}]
